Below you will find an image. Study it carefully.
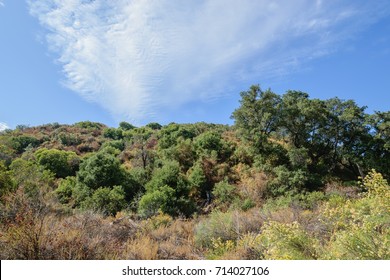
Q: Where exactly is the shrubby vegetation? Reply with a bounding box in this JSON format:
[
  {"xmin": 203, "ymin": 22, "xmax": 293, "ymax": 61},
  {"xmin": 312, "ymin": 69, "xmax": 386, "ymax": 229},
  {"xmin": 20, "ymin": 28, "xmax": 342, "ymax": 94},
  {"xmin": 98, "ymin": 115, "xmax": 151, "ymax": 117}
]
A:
[{"xmin": 0, "ymin": 86, "xmax": 389, "ymax": 259}]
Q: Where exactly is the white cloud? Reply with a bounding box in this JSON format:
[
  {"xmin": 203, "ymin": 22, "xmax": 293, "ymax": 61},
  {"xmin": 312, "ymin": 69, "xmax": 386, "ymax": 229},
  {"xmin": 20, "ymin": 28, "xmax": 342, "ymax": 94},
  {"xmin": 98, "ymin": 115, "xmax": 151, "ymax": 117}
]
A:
[
  {"xmin": 0, "ymin": 122, "xmax": 9, "ymax": 132},
  {"xmin": 28, "ymin": 0, "xmax": 390, "ymax": 124}
]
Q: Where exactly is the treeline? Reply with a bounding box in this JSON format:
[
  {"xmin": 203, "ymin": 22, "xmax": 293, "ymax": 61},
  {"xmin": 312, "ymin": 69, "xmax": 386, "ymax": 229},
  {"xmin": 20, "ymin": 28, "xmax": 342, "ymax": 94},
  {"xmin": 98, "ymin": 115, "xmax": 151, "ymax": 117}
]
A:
[
  {"xmin": 232, "ymin": 85, "xmax": 390, "ymax": 194},
  {"xmin": 0, "ymin": 85, "xmax": 389, "ymax": 259}
]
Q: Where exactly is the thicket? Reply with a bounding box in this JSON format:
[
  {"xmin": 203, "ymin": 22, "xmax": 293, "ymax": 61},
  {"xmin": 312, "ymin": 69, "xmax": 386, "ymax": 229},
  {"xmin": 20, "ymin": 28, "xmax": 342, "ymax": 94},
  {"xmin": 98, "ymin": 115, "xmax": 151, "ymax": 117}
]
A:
[{"xmin": 0, "ymin": 86, "xmax": 389, "ymax": 259}]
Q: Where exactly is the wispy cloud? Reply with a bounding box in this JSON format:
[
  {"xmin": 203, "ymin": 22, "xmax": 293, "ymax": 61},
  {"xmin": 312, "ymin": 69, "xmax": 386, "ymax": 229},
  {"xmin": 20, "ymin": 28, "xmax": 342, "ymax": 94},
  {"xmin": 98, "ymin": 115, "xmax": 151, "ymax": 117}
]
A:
[
  {"xmin": 28, "ymin": 0, "xmax": 390, "ymax": 123},
  {"xmin": 0, "ymin": 122, "xmax": 9, "ymax": 132},
  {"xmin": 0, "ymin": 1, "xmax": 4, "ymax": 7}
]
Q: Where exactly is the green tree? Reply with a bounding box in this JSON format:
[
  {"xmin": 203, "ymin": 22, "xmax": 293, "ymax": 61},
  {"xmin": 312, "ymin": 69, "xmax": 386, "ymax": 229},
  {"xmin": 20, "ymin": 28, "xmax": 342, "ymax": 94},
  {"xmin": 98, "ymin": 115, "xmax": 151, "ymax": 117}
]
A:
[
  {"xmin": 55, "ymin": 176, "xmax": 91, "ymax": 207},
  {"xmin": 139, "ymin": 160, "xmax": 195, "ymax": 217},
  {"xmin": 158, "ymin": 123, "xmax": 197, "ymax": 150},
  {"xmin": 9, "ymin": 136, "xmax": 40, "ymax": 154},
  {"xmin": 119, "ymin": 121, "xmax": 136, "ymax": 131},
  {"xmin": 188, "ymin": 162, "xmax": 209, "ymax": 201},
  {"xmin": 35, "ymin": 148, "xmax": 80, "ymax": 178},
  {"xmin": 320, "ymin": 98, "xmax": 371, "ymax": 177},
  {"xmin": 212, "ymin": 179, "xmax": 236, "ymax": 205},
  {"xmin": 77, "ymin": 150, "xmax": 139, "ymax": 202},
  {"xmin": 280, "ymin": 91, "xmax": 328, "ymax": 150},
  {"xmin": 85, "ymin": 186, "xmax": 127, "ymax": 216},
  {"xmin": 138, "ymin": 185, "xmax": 175, "ymax": 218},
  {"xmin": 365, "ymin": 111, "xmax": 390, "ymax": 178},
  {"xmin": 231, "ymin": 85, "xmax": 281, "ymax": 150},
  {"xmin": 146, "ymin": 122, "xmax": 162, "ymax": 130},
  {"xmin": 194, "ymin": 131, "xmax": 223, "ymax": 158},
  {"xmin": 77, "ymin": 151, "xmax": 123, "ymax": 190},
  {"xmin": 103, "ymin": 128, "xmax": 123, "ymax": 140}
]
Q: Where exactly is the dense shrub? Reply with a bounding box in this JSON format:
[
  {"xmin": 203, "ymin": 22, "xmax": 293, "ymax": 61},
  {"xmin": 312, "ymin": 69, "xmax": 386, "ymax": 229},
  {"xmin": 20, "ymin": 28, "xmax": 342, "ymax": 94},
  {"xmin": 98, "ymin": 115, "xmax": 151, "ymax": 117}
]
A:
[
  {"xmin": 77, "ymin": 152, "xmax": 124, "ymax": 190},
  {"xmin": 266, "ymin": 166, "xmax": 308, "ymax": 196},
  {"xmin": 138, "ymin": 185, "xmax": 176, "ymax": 218},
  {"xmin": 100, "ymin": 140, "xmax": 125, "ymax": 151},
  {"xmin": 55, "ymin": 177, "xmax": 75, "ymax": 204},
  {"xmin": 145, "ymin": 122, "xmax": 162, "ymax": 130},
  {"xmin": 0, "ymin": 144, "xmax": 15, "ymax": 166},
  {"xmin": 74, "ymin": 121, "xmax": 104, "ymax": 130},
  {"xmin": 35, "ymin": 148, "xmax": 80, "ymax": 178},
  {"xmin": 84, "ymin": 186, "xmax": 127, "ymax": 216},
  {"xmin": 103, "ymin": 128, "xmax": 123, "ymax": 140},
  {"xmin": 9, "ymin": 136, "xmax": 40, "ymax": 153},
  {"xmin": 187, "ymin": 162, "xmax": 208, "ymax": 200},
  {"xmin": 212, "ymin": 179, "xmax": 236, "ymax": 206},
  {"xmin": 139, "ymin": 161, "xmax": 195, "ymax": 217},
  {"xmin": 119, "ymin": 121, "xmax": 136, "ymax": 131},
  {"xmin": 56, "ymin": 132, "xmax": 81, "ymax": 146},
  {"xmin": 9, "ymin": 159, "xmax": 54, "ymax": 196}
]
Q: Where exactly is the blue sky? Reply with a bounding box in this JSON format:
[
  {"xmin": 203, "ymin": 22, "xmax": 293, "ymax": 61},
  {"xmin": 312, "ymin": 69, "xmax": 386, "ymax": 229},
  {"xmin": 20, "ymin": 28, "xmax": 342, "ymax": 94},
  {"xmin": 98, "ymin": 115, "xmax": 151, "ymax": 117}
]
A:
[{"xmin": 1, "ymin": 1, "xmax": 390, "ymax": 130}]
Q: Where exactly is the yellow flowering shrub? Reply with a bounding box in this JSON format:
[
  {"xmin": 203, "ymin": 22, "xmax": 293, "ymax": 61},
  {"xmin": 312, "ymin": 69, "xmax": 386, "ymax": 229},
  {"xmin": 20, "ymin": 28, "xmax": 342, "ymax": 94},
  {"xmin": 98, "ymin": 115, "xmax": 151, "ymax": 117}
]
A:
[
  {"xmin": 321, "ymin": 170, "xmax": 390, "ymax": 259},
  {"xmin": 255, "ymin": 221, "xmax": 318, "ymax": 260}
]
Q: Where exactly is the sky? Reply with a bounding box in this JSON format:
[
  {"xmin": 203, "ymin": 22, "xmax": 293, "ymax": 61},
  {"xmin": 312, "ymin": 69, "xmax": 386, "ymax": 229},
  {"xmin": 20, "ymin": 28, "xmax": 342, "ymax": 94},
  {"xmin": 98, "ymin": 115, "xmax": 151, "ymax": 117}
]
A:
[{"xmin": 1, "ymin": 1, "xmax": 390, "ymax": 130}]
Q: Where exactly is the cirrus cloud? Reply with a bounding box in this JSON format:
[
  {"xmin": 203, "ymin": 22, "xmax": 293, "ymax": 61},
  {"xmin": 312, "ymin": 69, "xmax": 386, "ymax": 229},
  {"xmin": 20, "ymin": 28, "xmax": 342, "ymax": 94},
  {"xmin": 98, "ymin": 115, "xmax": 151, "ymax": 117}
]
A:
[
  {"xmin": 28, "ymin": 0, "xmax": 390, "ymax": 124},
  {"xmin": 0, "ymin": 122, "xmax": 9, "ymax": 132}
]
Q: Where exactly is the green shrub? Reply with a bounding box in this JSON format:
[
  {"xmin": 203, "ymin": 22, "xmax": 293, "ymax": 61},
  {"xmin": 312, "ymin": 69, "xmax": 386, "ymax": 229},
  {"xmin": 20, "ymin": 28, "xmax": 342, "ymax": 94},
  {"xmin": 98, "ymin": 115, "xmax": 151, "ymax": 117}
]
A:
[
  {"xmin": 187, "ymin": 162, "xmax": 208, "ymax": 199},
  {"xmin": 240, "ymin": 198, "xmax": 256, "ymax": 211},
  {"xmin": 266, "ymin": 166, "xmax": 307, "ymax": 196},
  {"xmin": 9, "ymin": 159, "xmax": 54, "ymax": 196},
  {"xmin": 119, "ymin": 121, "xmax": 136, "ymax": 131},
  {"xmin": 77, "ymin": 151, "xmax": 124, "ymax": 190},
  {"xmin": 74, "ymin": 121, "xmax": 104, "ymax": 130},
  {"xmin": 35, "ymin": 148, "xmax": 80, "ymax": 178},
  {"xmin": 262, "ymin": 191, "xmax": 326, "ymax": 212},
  {"xmin": 194, "ymin": 131, "xmax": 223, "ymax": 158},
  {"xmin": 296, "ymin": 191, "xmax": 326, "ymax": 209},
  {"xmin": 0, "ymin": 144, "xmax": 15, "ymax": 166},
  {"xmin": 145, "ymin": 122, "xmax": 162, "ymax": 130},
  {"xmin": 100, "ymin": 140, "xmax": 125, "ymax": 151},
  {"xmin": 10, "ymin": 136, "xmax": 40, "ymax": 153},
  {"xmin": 212, "ymin": 179, "xmax": 236, "ymax": 205},
  {"xmin": 103, "ymin": 128, "xmax": 123, "ymax": 140},
  {"xmin": 262, "ymin": 194, "xmax": 294, "ymax": 212},
  {"xmin": 145, "ymin": 160, "xmax": 183, "ymax": 192},
  {"xmin": 84, "ymin": 186, "xmax": 127, "ymax": 216},
  {"xmin": 55, "ymin": 177, "xmax": 76, "ymax": 204},
  {"xmin": 55, "ymin": 177, "xmax": 91, "ymax": 207},
  {"xmin": 56, "ymin": 132, "xmax": 81, "ymax": 146},
  {"xmin": 138, "ymin": 185, "xmax": 175, "ymax": 218}
]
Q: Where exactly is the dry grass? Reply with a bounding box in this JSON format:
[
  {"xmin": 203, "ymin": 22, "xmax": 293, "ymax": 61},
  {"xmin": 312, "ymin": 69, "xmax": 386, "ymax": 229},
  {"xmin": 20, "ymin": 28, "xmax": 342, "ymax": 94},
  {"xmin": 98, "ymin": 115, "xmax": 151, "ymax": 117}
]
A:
[{"xmin": 0, "ymin": 191, "xmax": 202, "ymax": 260}]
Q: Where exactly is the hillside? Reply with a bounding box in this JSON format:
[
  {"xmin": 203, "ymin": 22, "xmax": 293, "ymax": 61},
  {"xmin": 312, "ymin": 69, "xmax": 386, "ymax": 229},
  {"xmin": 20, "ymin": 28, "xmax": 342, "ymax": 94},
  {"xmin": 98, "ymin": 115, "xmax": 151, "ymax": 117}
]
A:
[{"xmin": 0, "ymin": 86, "xmax": 389, "ymax": 260}]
